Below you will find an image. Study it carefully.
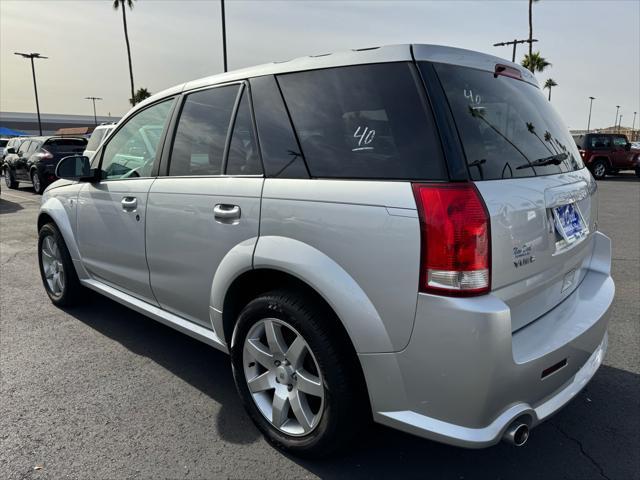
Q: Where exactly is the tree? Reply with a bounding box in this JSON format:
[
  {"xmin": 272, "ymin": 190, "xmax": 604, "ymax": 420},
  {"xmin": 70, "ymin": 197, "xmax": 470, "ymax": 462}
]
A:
[
  {"xmin": 129, "ymin": 88, "xmax": 151, "ymax": 106},
  {"xmin": 543, "ymin": 78, "xmax": 558, "ymax": 101},
  {"xmin": 522, "ymin": 52, "xmax": 551, "ymax": 73},
  {"xmin": 113, "ymin": 0, "xmax": 136, "ymax": 105},
  {"xmin": 528, "ymin": 0, "xmax": 540, "ymax": 63}
]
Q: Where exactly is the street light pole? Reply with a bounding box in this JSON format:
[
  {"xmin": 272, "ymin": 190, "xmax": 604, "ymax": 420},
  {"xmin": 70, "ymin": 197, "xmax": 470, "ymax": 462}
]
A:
[
  {"xmin": 14, "ymin": 52, "xmax": 48, "ymax": 136},
  {"xmin": 618, "ymin": 115, "xmax": 623, "ymax": 134},
  {"xmin": 632, "ymin": 112, "xmax": 637, "ymax": 141},
  {"xmin": 587, "ymin": 96, "xmax": 595, "ymax": 133},
  {"xmin": 84, "ymin": 97, "xmax": 103, "ymax": 126},
  {"xmin": 493, "ymin": 38, "xmax": 538, "ymax": 62},
  {"xmin": 614, "ymin": 105, "xmax": 620, "ymax": 132},
  {"xmin": 221, "ymin": 0, "xmax": 227, "ymax": 72}
]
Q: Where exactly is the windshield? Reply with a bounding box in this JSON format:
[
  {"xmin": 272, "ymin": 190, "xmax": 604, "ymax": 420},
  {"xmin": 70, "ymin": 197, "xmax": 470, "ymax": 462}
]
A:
[{"xmin": 429, "ymin": 63, "xmax": 584, "ymax": 180}]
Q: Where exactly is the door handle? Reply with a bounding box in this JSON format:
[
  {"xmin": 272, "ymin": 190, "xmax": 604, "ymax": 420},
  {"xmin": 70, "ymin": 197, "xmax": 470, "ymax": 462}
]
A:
[
  {"xmin": 213, "ymin": 204, "xmax": 241, "ymax": 220},
  {"xmin": 121, "ymin": 196, "xmax": 138, "ymax": 211}
]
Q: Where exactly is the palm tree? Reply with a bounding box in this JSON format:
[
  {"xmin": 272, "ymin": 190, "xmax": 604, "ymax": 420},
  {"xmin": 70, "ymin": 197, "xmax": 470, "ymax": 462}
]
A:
[
  {"xmin": 528, "ymin": 0, "xmax": 540, "ymax": 62},
  {"xmin": 113, "ymin": 0, "xmax": 136, "ymax": 105},
  {"xmin": 129, "ymin": 88, "xmax": 151, "ymax": 106},
  {"xmin": 522, "ymin": 52, "xmax": 551, "ymax": 74},
  {"xmin": 543, "ymin": 78, "xmax": 558, "ymax": 101}
]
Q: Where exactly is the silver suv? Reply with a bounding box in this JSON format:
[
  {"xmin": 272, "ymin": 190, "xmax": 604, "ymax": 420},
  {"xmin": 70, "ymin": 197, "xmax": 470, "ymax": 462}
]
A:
[{"xmin": 38, "ymin": 45, "xmax": 614, "ymax": 456}]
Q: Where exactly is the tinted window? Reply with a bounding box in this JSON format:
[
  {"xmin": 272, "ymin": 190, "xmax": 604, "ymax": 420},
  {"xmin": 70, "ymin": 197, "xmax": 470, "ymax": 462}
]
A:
[
  {"xmin": 590, "ymin": 136, "xmax": 611, "ymax": 149},
  {"xmin": 0, "ymin": 140, "xmax": 7, "ymax": 147},
  {"xmin": 169, "ymin": 85, "xmax": 239, "ymax": 176},
  {"xmin": 249, "ymin": 75, "xmax": 308, "ymax": 178},
  {"xmin": 44, "ymin": 138, "xmax": 87, "ymax": 154},
  {"xmin": 225, "ymin": 90, "xmax": 262, "ymax": 175},
  {"xmin": 432, "ymin": 63, "xmax": 583, "ymax": 180},
  {"xmin": 101, "ymin": 99, "xmax": 173, "ymax": 179},
  {"xmin": 278, "ymin": 63, "xmax": 446, "ymax": 179}
]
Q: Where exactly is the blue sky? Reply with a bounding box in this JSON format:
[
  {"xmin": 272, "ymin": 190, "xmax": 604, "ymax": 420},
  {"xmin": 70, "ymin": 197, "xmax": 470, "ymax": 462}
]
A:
[{"xmin": 1, "ymin": 0, "xmax": 638, "ymax": 130}]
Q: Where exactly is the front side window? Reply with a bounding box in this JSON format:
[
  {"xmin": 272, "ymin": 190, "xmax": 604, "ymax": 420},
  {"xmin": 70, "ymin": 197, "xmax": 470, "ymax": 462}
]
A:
[
  {"xmin": 18, "ymin": 141, "xmax": 31, "ymax": 155},
  {"xmin": 612, "ymin": 136, "xmax": 628, "ymax": 147},
  {"xmin": 100, "ymin": 99, "xmax": 173, "ymax": 179},
  {"xmin": 225, "ymin": 90, "xmax": 262, "ymax": 175},
  {"xmin": 431, "ymin": 62, "xmax": 584, "ymax": 180},
  {"xmin": 277, "ymin": 63, "xmax": 446, "ymax": 180},
  {"xmin": 169, "ymin": 85, "xmax": 239, "ymax": 176}
]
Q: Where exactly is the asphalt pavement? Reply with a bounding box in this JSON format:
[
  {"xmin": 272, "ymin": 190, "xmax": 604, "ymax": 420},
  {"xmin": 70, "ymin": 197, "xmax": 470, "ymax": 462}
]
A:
[{"xmin": 1, "ymin": 175, "xmax": 639, "ymax": 480}]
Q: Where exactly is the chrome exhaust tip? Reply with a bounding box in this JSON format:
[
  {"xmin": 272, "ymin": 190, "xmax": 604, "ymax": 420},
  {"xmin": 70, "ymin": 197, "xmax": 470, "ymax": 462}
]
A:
[{"xmin": 503, "ymin": 422, "xmax": 530, "ymax": 447}]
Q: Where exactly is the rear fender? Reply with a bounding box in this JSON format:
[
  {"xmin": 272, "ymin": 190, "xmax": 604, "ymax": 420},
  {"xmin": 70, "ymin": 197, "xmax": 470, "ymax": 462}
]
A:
[{"xmin": 251, "ymin": 236, "xmax": 393, "ymax": 353}]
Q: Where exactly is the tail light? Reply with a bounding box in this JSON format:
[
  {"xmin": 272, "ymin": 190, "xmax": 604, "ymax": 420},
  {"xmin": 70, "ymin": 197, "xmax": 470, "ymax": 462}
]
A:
[
  {"xmin": 579, "ymin": 149, "xmax": 586, "ymax": 159},
  {"xmin": 36, "ymin": 149, "xmax": 53, "ymax": 160},
  {"xmin": 412, "ymin": 183, "xmax": 490, "ymax": 296}
]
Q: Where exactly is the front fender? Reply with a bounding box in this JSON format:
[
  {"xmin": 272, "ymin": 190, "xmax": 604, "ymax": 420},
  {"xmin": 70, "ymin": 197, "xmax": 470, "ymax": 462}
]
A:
[
  {"xmin": 252, "ymin": 236, "xmax": 393, "ymax": 353},
  {"xmin": 39, "ymin": 195, "xmax": 89, "ymax": 279}
]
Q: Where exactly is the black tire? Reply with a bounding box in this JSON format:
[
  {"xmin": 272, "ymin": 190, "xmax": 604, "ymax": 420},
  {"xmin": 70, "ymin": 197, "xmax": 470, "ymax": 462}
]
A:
[
  {"xmin": 31, "ymin": 170, "xmax": 45, "ymax": 194},
  {"xmin": 38, "ymin": 223, "xmax": 83, "ymax": 306},
  {"xmin": 230, "ymin": 290, "xmax": 366, "ymax": 458},
  {"xmin": 4, "ymin": 167, "xmax": 18, "ymax": 189},
  {"xmin": 591, "ymin": 159, "xmax": 607, "ymax": 180}
]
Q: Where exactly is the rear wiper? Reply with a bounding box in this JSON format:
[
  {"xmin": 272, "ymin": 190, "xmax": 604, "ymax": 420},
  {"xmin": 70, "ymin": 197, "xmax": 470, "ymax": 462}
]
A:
[{"xmin": 516, "ymin": 152, "xmax": 568, "ymax": 170}]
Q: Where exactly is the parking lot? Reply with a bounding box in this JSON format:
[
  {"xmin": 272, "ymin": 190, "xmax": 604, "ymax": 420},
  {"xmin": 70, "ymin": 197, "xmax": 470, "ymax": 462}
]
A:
[{"xmin": 1, "ymin": 175, "xmax": 638, "ymax": 479}]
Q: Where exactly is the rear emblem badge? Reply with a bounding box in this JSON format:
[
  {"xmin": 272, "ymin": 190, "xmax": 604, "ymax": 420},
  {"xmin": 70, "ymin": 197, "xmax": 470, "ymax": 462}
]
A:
[{"xmin": 513, "ymin": 244, "xmax": 535, "ymax": 268}]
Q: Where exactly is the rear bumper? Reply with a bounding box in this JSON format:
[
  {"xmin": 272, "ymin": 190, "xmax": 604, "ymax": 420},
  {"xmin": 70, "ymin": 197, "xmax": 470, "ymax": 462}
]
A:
[{"xmin": 359, "ymin": 232, "xmax": 614, "ymax": 448}]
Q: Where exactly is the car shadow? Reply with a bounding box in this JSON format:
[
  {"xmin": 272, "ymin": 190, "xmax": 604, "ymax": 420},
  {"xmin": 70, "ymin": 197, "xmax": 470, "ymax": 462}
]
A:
[
  {"xmin": 0, "ymin": 197, "xmax": 24, "ymax": 214},
  {"xmin": 66, "ymin": 293, "xmax": 639, "ymax": 479},
  {"xmin": 599, "ymin": 172, "xmax": 639, "ymax": 182}
]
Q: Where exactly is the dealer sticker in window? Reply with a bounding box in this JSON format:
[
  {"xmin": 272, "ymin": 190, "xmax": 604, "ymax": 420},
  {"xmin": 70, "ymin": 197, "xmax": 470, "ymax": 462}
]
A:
[{"xmin": 553, "ymin": 203, "xmax": 587, "ymax": 244}]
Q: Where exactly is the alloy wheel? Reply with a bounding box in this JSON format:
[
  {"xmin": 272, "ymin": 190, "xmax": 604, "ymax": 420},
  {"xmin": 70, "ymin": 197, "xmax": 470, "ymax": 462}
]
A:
[
  {"xmin": 41, "ymin": 235, "xmax": 65, "ymax": 297},
  {"xmin": 594, "ymin": 163, "xmax": 605, "ymax": 178},
  {"xmin": 243, "ymin": 318, "xmax": 325, "ymax": 436},
  {"xmin": 32, "ymin": 172, "xmax": 41, "ymax": 192}
]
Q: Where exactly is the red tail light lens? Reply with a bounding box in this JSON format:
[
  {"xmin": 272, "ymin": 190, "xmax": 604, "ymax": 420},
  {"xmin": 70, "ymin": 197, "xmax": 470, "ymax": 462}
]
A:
[
  {"xmin": 412, "ymin": 183, "xmax": 490, "ymax": 296},
  {"xmin": 36, "ymin": 149, "xmax": 53, "ymax": 160}
]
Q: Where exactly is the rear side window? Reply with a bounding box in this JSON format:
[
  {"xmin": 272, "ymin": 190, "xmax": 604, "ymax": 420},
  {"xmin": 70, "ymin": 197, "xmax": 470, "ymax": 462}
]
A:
[
  {"xmin": 590, "ymin": 136, "xmax": 611, "ymax": 149},
  {"xmin": 169, "ymin": 85, "xmax": 239, "ymax": 176},
  {"xmin": 44, "ymin": 138, "xmax": 87, "ymax": 153},
  {"xmin": 277, "ymin": 63, "xmax": 446, "ymax": 180},
  {"xmin": 225, "ymin": 90, "xmax": 262, "ymax": 175},
  {"xmin": 431, "ymin": 63, "xmax": 584, "ymax": 180},
  {"xmin": 249, "ymin": 75, "xmax": 308, "ymax": 178}
]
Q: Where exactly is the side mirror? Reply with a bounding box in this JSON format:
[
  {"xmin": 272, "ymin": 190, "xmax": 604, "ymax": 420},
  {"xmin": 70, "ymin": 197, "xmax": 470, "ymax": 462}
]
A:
[
  {"xmin": 6, "ymin": 147, "xmax": 16, "ymax": 154},
  {"xmin": 55, "ymin": 155, "xmax": 95, "ymax": 181}
]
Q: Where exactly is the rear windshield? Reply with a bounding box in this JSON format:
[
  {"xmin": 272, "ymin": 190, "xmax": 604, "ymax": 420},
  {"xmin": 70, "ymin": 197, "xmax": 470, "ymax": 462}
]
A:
[
  {"xmin": 431, "ymin": 63, "xmax": 584, "ymax": 180},
  {"xmin": 277, "ymin": 63, "xmax": 446, "ymax": 180},
  {"xmin": 44, "ymin": 138, "xmax": 87, "ymax": 153},
  {"xmin": 85, "ymin": 128, "xmax": 111, "ymax": 151}
]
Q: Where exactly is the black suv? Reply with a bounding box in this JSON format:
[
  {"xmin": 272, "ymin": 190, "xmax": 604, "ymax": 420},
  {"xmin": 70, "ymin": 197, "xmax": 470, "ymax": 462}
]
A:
[{"xmin": 2, "ymin": 136, "xmax": 87, "ymax": 193}]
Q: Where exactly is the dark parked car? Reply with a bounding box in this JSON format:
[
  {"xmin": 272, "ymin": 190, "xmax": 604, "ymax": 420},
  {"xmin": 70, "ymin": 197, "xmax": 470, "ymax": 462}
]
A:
[
  {"xmin": 2, "ymin": 136, "xmax": 87, "ymax": 193},
  {"xmin": 573, "ymin": 133, "xmax": 640, "ymax": 179}
]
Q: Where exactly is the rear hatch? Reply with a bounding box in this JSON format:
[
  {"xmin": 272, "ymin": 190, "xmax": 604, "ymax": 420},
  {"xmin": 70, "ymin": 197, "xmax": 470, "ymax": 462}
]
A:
[
  {"xmin": 43, "ymin": 138, "xmax": 87, "ymax": 161},
  {"xmin": 430, "ymin": 61, "xmax": 596, "ymax": 331}
]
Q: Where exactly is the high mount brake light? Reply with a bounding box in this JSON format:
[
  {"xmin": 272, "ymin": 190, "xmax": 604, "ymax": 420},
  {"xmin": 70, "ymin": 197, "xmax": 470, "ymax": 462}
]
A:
[
  {"xmin": 494, "ymin": 64, "xmax": 523, "ymax": 80},
  {"xmin": 412, "ymin": 183, "xmax": 491, "ymax": 296}
]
